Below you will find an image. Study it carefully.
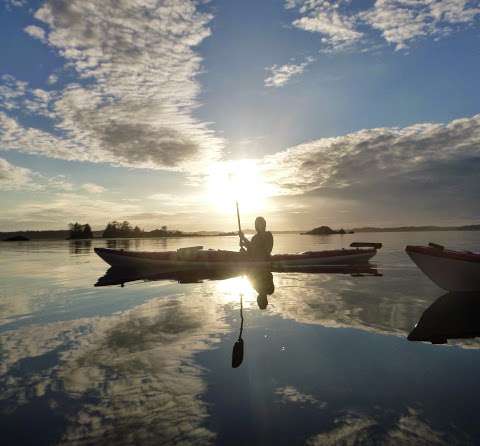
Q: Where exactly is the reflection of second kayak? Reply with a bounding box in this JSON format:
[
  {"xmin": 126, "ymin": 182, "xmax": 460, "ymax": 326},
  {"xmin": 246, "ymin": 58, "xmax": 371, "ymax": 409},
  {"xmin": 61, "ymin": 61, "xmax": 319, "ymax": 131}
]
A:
[
  {"xmin": 408, "ymin": 292, "xmax": 480, "ymax": 344},
  {"xmin": 95, "ymin": 264, "xmax": 381, "ymax": 287}
]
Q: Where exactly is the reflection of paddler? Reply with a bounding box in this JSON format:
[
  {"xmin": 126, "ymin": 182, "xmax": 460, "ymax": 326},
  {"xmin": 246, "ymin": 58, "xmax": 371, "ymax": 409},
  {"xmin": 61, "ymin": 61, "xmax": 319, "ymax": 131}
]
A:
[{"xmin": 248, "ymin": 271, "xmax": 275, "ymax": 310}]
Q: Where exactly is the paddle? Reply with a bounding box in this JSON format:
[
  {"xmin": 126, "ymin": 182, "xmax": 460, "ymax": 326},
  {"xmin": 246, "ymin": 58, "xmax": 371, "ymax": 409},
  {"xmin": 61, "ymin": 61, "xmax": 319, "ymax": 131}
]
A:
[
  {"xmin": 236, "ymin": 200, "xmax": 246, "ymax": 253},
  {"xmin": 231, "ymin": 294, "xmax": 244, "ymax": 368}
]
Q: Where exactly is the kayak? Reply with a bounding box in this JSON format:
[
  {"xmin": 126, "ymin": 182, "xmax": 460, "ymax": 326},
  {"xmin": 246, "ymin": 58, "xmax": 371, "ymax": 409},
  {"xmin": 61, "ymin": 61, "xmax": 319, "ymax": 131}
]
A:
[
  {"xmin": 94, "ymin": 243, "xmax": 380, "ymax": 270},
  {"xmin": 408, "ymin": 292, "xmax": 480, "ymax": 344},
  {"xmin": 406, "ymin": 244, "xmax": 480, "ymax": 292}
]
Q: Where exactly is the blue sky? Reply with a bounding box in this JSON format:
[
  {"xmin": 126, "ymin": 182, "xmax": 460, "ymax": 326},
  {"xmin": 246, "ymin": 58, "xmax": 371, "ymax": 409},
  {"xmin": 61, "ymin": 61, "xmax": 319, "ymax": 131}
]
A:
[{"xmin": 1, "ymin": 0, "xmax": 480, "ymax": 231}]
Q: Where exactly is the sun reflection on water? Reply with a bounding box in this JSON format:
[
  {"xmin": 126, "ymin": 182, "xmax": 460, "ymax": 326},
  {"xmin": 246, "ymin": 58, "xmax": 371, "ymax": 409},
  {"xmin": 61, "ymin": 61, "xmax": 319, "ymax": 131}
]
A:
[{"xmin": 214, "ymin": 276, "xmax": 258, "ymax": 306}]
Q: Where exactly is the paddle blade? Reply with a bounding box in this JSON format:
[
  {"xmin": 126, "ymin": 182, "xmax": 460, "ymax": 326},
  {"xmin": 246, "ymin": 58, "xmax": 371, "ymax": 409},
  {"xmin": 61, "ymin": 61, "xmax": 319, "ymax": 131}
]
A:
[{"xmin": 231, "ymin": 338, "xmax": 244, "ymax": 368}]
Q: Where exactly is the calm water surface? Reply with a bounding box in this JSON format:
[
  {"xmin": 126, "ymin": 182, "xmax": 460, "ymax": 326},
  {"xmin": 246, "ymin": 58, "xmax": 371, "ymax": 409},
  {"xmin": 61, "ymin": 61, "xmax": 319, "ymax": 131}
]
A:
[{"xmin": 1, "ymin": 232, "xmax": 480, "ymax": 445}]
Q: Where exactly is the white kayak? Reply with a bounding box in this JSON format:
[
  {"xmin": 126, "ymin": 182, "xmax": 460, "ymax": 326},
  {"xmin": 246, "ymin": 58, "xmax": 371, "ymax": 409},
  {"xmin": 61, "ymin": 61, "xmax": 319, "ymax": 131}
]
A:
[
  {"xmin": 95, "ymin": 243, "xmax": 380, "ymax": 270},
  {"xmin": 406, "ymin": 244, "xmax": 480, "ymax": 292}
]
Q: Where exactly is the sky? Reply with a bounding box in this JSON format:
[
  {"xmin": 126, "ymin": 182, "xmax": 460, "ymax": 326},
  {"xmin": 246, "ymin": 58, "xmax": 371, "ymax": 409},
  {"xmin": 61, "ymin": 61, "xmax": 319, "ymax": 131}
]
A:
[{"xmin": 0, "ymin": 0, "xmax": 480, "ymax": 231}]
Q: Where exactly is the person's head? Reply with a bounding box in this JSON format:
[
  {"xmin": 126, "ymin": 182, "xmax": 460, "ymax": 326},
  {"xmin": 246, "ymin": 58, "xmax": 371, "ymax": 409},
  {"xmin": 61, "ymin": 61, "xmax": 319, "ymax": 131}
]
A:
[
  {"xmin": 255, "ymin": 216, "xmax": 267, "ymax": 233},
  {"xmin": 257, "ymin": 293, "xmax": 268, "ymax": 310}
]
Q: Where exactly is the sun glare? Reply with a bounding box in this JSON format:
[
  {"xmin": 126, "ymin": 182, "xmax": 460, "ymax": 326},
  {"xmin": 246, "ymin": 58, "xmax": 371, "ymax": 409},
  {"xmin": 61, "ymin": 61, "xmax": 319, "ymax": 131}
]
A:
[
  {"xmin": 214, "ymin": 276, "xmax": 258, "ymax": 306},
  {"xmin": 207, "ymin": 160, "xmax": 274, "ymax": 214}
]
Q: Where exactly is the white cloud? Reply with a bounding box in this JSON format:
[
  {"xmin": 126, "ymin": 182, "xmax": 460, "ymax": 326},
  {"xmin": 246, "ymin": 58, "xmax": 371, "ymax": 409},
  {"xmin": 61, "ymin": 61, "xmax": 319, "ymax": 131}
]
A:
[
  {"xmin": 0, "ymin": 76, "xmax": 55, "ymax": 118},
  {"xmin": 0, "ymin": 157, "xmax": 38, "ymax": 191},
  {"xmin": 0, "ymin": 192, "xmax": 140, "ymax": 226},
  {"xmin": 265, "ymin": 57, "xmax": 315, "ymax": 88},
  {"xmin": 362, "ymin": 0, "xmax": 480, "ymax": 50},
  {"xmin": 47, "ymin": 73, "xmax": 58, "ymax": 85},
  {"xmin": 0, "ymin": 0, "xmax": 224, "ymax": 170},
  {"xmin": 81, "ymin": 182, "xmax": 106, "ymax": 194},
  {"xmin": 24, "ymin": 25, "xmax": 46, "ymax": 42},
  {"xmin": 286, "ymin": 0, "xmax": 363, "ymax": 51},
  {"xmin": 285, "ymin": 0, "xmax": 480, "ymax": 51},
  {"xmin": 5, "ymin": 0, "xmax": 26, "ymax": 9},
  {"xmin": 262, "ymin": 113, "xmax": 480, "ymax": 197}
]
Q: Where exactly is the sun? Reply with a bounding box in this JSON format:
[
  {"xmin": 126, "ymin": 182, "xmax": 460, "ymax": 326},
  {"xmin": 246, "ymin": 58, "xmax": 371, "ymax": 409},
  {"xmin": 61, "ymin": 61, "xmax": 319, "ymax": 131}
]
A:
[{"xmin": 206, "ymin": 159, "xmax": 275, "ymax": 214}]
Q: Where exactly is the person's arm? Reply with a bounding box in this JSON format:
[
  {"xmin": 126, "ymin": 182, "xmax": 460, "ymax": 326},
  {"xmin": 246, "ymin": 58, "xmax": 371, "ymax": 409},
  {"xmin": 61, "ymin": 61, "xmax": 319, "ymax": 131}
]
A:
[
  {"xmin": 266, "ymin": 232, "xmax": 273, "ymax": 255},
  {"xmin": 239, "ymin": 231, "xmax": 250, "ymax": 248}
]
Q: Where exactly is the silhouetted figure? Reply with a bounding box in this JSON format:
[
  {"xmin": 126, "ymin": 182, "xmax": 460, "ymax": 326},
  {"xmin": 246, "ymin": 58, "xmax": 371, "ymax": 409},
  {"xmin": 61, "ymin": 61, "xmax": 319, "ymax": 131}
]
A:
[
  {"xmin": 249, "ymin": 271, "xmax": 275, "ymax": 310},
  {"xmin": 239, "ymin": 216, "xmax": 273, "ymax": 260}
]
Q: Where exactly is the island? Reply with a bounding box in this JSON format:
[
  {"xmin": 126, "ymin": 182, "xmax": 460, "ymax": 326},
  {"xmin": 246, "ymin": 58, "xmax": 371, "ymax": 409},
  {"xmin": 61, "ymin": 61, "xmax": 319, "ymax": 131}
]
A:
[
  {"xmin": 2, "ymin": 235, "xmax": 30, "ymax": 242},
  {"xmin": 302, "ymin": 226, "xmax": 353, "ymax": 235}
]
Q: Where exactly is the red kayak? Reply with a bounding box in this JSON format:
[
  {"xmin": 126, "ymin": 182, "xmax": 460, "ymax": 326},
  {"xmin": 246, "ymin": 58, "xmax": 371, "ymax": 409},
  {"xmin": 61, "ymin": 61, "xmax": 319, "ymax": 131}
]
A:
[
  {"xmin": 406, "ymin": 244, "xmax": 480, "ymax": 292},
  {"xmin": 95, "ymin": 243, "xmax": 380, "ymax": 270}
]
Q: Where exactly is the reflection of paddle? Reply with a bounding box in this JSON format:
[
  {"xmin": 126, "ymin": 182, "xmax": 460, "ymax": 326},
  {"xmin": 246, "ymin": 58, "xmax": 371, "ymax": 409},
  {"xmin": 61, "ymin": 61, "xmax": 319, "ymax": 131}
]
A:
[{"xmin": 232, "ymin": 294, "xmax": 244, "ymax": 368}]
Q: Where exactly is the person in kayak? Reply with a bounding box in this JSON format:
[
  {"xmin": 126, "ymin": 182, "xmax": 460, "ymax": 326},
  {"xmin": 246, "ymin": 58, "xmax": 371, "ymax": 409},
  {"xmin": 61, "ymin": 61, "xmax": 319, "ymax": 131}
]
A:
[{"xmin": 239, "ymin": 216, "xmax": 273, "ymax": 260}]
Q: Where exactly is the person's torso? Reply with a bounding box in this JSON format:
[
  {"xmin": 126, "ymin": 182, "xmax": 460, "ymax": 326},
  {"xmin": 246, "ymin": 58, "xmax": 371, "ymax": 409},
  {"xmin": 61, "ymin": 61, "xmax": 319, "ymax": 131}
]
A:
[{"xmin": 249, "ymin": 231, "xmax": 273, "ymax": 259}]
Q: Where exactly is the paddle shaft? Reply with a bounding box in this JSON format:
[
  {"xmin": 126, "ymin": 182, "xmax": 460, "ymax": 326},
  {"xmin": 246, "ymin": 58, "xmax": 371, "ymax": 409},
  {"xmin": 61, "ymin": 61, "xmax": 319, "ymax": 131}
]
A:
[{"xmin": 236, "ymin": 200, "xmax": 242, "ymax": 236}]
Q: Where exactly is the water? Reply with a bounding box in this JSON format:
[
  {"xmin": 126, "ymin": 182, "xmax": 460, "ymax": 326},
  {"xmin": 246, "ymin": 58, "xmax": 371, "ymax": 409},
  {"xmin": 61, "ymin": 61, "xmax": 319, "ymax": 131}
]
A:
[{"xmin": 1, "ymin": 232, "xmax": 480, "ymax": 445}]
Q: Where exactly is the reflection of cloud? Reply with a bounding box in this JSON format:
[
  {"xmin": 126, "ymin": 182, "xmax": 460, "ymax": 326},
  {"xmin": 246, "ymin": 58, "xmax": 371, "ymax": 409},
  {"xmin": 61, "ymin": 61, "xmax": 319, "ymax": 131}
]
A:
[
  {"xmin": 270, "ymin": 273, "xmax": 427, "ymax": 336},
  {"xmin": 275, "ymin": 385, "xmax": 324, "ymax": 406},
  {"xmin": 270, "ymin": 273, "xmax": 480, "ymax": 349},
  {"xmin": 1, "ymin": 0, "xmax": 223, "ymax": 170},
  {"xmin": 0, "ymin": 293, "xmax": 227, "ymax": 444},
  {"xmin": 306, "ymin": 408, "xmax": 460, "ymax": 445}
]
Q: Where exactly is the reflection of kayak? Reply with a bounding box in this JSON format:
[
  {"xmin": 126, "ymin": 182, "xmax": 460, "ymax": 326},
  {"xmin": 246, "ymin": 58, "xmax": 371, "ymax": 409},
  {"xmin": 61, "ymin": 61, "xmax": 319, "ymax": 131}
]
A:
[
  {"xmin": 408, "ymin": 292, "xmax": 480, "ymax": 344},
  {"xmin": 406, "ymin": 244, "xmax": 480, "ymax": 292},
  {"xmin": 94, "ymin": 243, "xmax": 380, "ymax": 270},
  {"xmin": 95, "ymin": 264, "xmax": 382, "ymax": 287}
]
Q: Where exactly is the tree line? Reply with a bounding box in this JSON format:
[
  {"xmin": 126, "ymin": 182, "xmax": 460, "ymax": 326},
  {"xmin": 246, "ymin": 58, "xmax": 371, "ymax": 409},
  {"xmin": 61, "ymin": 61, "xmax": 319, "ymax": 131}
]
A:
[
  {"xmin": 69, "ymin": 222, "xmax": 93, "ymax": 239},
  {"xmin": 68, "ymin": 221, "xmax": 181, "ymax": 239}
]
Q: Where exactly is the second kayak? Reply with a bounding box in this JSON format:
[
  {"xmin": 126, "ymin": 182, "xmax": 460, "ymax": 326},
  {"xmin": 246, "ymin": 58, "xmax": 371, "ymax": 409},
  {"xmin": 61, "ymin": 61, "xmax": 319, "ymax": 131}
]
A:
[{"xmin": 406, "ymin": 244, "xmax": 480, "ymax": 292}]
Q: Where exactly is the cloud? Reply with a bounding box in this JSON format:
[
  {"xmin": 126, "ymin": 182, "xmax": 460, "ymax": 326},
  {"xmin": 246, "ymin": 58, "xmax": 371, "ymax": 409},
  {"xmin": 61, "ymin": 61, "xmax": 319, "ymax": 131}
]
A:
[
  {"xmin": 0, "ymin": 0, "xmax": 224, "ymax": 170},
  {"xmin": 265, "ymin": 57, "xmax": 315, "ymax": 88},
  {"xmin": 0, "ymin": 157, "xmax": 38, "ymax": 191},
  {"xmin": 81, "ymin": 182, "xmax": 106, "ymax": 194},
  {"xmin": 4, "ymin": 0, "xmax": 26, "ymax": 9},
  {"xmin": 24, "ymin": 25, "xmax": 46, "ymax": 42},
  {"xmin": 261, "ymin": 114, "xmax": 480, "ymax": 216},
  {"xmin": 0, "ymin": 76, "xmax": 55, "ymax": 118},
  {"xmin": 285, "ymin": 0, "xmax": 480, "ymax": 52},
  {"xmin": 0, "ymin": 156, "xmax": 106, "ymax": 195},
  {"xmin": 362, "ymin": 0, "xmax": 480, "ymax": 51},
  {"xmin": 286, "ymin": 0, "xmax": 363, "ymax": 51},
  {"xmin": 0, "ymin": 192, "xmax": 141, "ymax": 228}
]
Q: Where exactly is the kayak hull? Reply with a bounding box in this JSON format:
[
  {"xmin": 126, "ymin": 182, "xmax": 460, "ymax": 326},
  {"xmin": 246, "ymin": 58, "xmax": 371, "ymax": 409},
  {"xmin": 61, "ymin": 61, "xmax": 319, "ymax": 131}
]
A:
[
  {"xmin": 94, "ymin": 247, "xmax": 377, "ymax": 270},
  {"xmin": 406, "ymin": 245, "xmax": 480, "ymax": 292}
]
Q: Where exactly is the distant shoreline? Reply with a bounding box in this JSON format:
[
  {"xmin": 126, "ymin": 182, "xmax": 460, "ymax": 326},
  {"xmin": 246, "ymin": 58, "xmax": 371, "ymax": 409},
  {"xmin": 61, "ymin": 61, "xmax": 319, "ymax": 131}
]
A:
[
  {"xmin": 352, "ymin": 225, "xmax": 480, "ymax": 233},
  {"xmin": 1, "ymin": 225, "xmax": 479, "ymax": 241}
]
